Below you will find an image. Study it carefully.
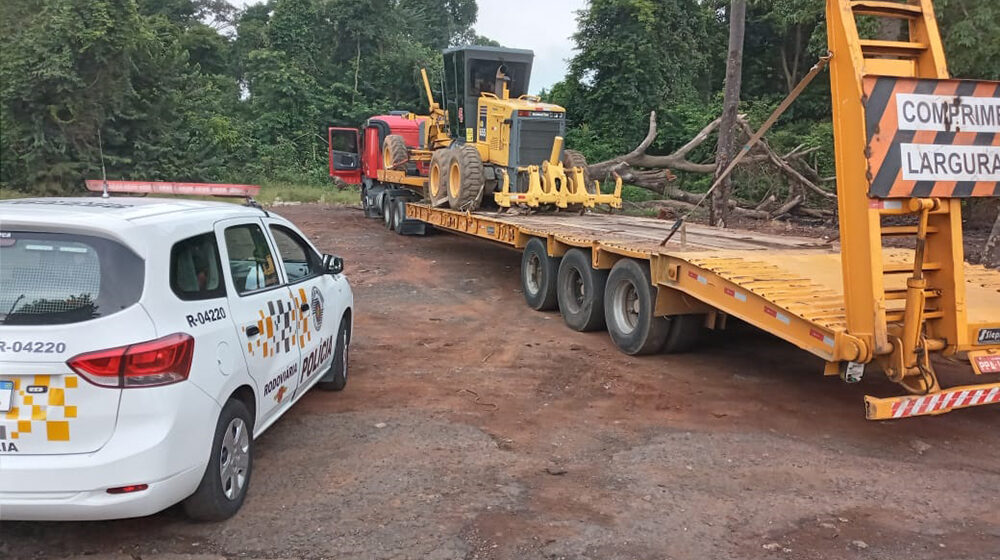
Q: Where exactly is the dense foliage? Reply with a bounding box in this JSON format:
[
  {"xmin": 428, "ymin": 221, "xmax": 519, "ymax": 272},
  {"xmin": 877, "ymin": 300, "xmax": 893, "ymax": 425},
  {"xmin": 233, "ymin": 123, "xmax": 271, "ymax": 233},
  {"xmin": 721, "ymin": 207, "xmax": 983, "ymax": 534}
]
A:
[
  {"xmin": 1, "ymin": 0, "xmax": 997, "ymax": 198},
  {"xmin": 548, "ymin": 0, "xmax": 998, "ymax": 201},
  {"xmin": 0, "ymin": 0, "xmax": 472, "ymax": 192}
]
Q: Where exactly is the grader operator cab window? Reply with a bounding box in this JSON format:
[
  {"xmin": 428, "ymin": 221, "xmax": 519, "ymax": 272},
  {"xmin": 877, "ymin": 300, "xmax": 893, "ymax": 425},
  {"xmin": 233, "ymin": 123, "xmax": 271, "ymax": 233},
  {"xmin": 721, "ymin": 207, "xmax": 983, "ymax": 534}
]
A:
[{"xmin": 442, "ymin": 46, "xmax": 534, "ymax": 138}]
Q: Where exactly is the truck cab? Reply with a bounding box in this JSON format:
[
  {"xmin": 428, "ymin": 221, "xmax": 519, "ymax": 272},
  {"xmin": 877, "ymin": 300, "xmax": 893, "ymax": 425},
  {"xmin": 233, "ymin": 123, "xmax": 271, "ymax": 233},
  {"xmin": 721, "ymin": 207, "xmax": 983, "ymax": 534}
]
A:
[{"xmin": 329, "ymin": 113, "xmax": 428, "ymax": 220}]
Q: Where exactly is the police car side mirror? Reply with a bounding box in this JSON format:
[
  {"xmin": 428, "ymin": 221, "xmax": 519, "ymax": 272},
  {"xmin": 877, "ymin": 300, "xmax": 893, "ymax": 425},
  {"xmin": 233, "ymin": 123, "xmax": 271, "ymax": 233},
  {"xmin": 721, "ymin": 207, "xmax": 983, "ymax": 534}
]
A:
[{"xmin": 323, "ymin": 254, "xmax": 344, "ymax": 275}]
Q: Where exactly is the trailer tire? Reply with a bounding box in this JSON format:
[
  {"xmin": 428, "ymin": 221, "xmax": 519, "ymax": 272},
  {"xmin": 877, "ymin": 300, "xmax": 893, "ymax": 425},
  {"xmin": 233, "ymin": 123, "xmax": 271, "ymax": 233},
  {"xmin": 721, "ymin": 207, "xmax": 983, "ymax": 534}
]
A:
[
  {"xmin": 662, "ymin": 313, "xmax": 703, "ymax": 353},
  {"xmin": 522, "ymin": 237, "xmax": 559, "ymax": 311},
  {"xmin": 603, "ymin": 259, "xmax": 670, "ymax": 355},
  {"xmin": 428, "ymin": 149, "xmax": 450, "ymax": 205},
  {"xmin": 562, "ymin": 149, "xmax": 596, "ymax": 195},
  {"xmin": 383, "ymin": 135, "xmax": 408, "ymax": 170},
  {"xmin": 447, "ymin": 144, "xmax": 485, "ymax": 211},
  {"xmin": 557, "ymin": 249, "xmax": 608, "ymax": 331}
]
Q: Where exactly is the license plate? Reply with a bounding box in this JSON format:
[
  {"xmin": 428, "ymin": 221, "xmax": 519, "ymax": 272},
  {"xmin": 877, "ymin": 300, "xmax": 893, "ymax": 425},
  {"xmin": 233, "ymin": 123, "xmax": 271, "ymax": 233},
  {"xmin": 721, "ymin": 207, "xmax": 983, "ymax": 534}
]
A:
[{"xmin": 0, "ymin": 380, "xmax": 13, "ymax": 413}]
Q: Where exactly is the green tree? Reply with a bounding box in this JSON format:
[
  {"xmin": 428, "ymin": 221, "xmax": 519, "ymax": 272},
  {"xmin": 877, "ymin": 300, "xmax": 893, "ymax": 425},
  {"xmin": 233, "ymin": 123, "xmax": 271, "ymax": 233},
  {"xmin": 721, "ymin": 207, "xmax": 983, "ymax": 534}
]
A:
[{"xmin": 550, "ymin": 0, "xmax": 724, "ymax": 157}]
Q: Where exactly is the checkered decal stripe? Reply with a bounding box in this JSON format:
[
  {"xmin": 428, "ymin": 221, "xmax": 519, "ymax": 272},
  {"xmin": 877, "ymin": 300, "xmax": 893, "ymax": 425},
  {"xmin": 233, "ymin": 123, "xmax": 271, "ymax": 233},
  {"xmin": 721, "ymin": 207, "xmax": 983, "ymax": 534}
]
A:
[
  {"xmin": 2, "ymin": 375, "xmax": 77, "ymax": 442},
  {"xmin": 246, "ymin": 289, "xmax": 314, "ymax": 358}
]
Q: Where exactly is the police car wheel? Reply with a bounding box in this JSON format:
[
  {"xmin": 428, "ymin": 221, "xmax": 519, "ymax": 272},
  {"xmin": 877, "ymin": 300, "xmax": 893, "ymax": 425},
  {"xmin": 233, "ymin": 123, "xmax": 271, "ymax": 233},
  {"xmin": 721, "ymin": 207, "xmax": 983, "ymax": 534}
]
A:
[
  {"xmin": 317, "ymin": 319, "xmax": 350, "ymax": 391},
  {"xmin": 183, "ymin": 398, "xmax": 254, "ymax": 521}
]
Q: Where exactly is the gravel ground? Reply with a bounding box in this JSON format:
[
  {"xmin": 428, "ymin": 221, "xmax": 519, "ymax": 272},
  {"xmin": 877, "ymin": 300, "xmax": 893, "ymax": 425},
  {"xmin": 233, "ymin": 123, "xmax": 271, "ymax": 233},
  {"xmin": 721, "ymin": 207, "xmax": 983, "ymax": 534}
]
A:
[{"xmin": 2, "ymin": 203, "xmax": 998, "ymax": 560}]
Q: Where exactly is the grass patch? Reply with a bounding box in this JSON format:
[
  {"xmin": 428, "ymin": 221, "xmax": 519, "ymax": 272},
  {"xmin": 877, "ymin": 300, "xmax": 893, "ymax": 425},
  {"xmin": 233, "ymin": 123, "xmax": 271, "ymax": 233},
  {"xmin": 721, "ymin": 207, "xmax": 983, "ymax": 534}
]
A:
[
  {"xmin": 256, "ymin": 182, "xmax": 359, "ymax": 205},
  {"xmin": 0, "ymin": 187, "xmax": 28, "ymax": 200}
]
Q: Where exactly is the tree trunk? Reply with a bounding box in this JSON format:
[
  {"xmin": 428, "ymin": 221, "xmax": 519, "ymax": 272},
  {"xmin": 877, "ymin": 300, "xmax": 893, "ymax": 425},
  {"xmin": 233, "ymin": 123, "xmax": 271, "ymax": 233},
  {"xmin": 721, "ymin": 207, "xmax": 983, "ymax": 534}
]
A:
[
  {"xmin": 984, "ymin": 210, "xmax": 1000, "ymax": 269},
  {"xmin": 711, "ymin": 0, "xmax": 747, "ymax": 227}
]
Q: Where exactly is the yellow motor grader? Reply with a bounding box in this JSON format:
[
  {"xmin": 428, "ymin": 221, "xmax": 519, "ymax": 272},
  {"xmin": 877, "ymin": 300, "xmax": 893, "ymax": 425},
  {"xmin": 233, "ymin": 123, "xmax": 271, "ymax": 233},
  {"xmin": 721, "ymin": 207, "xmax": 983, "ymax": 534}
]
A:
[{"xmin": 376, "ymin": 46, "xmax": 622, "ymax": 212}]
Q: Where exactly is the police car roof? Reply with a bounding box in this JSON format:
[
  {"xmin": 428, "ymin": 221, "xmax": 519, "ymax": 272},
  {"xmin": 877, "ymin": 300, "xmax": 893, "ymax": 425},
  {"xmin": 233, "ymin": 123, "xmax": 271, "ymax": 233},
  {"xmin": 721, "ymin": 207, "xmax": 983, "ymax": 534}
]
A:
[
  {"xmin": 0, "ymin": 197, "xmax": 276, "ymax": 256},
  {"xmin": 0, "ymin": 196, "xmax": 264, "ymax": 225}
]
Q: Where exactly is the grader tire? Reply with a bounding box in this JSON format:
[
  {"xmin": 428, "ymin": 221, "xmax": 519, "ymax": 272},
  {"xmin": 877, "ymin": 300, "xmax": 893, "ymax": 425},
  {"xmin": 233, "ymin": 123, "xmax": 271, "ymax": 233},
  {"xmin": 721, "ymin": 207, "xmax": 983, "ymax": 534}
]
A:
[
  {"xmin": 383, "ymin": 135, "xmax": 408, "ymax": 170},
  {"xmin": 447, "ymin": 144, "xmax": 485, "ymax": 211},
  {"xmin": 428, "ymin": 149, "xmax": 450, "ymax": 205},
  {"xmin": 562, "ymin": 149, "xmax": 596, "ymax": 195}
]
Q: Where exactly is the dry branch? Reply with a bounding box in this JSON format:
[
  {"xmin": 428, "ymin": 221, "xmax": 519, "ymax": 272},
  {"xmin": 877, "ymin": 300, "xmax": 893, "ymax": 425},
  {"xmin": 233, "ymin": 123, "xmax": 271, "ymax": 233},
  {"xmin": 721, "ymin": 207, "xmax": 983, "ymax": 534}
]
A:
[{"xmin": 586, "ymin": 111, "xmax": 837, "ymax": 221}]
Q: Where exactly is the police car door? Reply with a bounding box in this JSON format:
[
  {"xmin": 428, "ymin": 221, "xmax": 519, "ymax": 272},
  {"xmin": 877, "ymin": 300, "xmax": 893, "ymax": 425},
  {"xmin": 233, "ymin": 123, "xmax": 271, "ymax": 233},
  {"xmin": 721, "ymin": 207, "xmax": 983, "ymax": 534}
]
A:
[
  {"xmin": 264, "ymin": 220, "xmax": 338, "ymax": 398},
  {"xmin": 216, "ymin": 218, "xmax": 300, "ymax": 429}
]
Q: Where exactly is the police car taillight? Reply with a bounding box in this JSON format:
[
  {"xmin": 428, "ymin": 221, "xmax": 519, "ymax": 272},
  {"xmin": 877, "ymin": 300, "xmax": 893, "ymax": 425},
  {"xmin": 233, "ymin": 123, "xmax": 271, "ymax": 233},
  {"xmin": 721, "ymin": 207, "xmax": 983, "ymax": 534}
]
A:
[{"xmin": 68, "ymin": 333, "xmax": 194, "ymax": 388}]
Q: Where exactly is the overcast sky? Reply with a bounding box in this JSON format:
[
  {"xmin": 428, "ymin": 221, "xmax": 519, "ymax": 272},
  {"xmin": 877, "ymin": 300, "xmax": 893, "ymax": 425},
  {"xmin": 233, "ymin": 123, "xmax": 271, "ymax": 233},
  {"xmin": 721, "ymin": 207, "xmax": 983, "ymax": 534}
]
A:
[
  {"xmin": 230, "ymin": 0, "xmax": 584, "ymax": 94},
  {"xmin": 474, "ymin": 0, "xmax": 585, "ymax": 93}
]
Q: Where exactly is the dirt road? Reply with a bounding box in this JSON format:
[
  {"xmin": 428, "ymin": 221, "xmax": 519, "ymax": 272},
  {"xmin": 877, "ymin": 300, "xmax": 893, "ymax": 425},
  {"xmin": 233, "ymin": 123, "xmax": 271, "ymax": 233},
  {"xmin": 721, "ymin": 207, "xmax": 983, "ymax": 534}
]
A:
[{"xmin": 3, "ymin": 204, "xmax": 998, "ymax": 560}]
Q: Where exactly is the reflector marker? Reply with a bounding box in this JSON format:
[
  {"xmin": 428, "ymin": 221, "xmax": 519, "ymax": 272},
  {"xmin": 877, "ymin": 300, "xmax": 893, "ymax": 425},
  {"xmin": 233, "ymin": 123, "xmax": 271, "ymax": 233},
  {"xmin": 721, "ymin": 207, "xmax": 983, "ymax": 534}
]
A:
[{"xmin": 887, "ymin": 387, "xmax": 1000, "ymax": 418}]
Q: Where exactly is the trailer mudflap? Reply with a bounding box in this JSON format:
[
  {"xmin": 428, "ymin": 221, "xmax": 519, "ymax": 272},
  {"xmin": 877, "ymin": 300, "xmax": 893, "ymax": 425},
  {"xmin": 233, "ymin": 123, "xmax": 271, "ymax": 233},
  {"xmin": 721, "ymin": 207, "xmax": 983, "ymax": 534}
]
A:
[{"xmin": 864, "ymin": 383, "xmax": 1000, "ymax": 420}]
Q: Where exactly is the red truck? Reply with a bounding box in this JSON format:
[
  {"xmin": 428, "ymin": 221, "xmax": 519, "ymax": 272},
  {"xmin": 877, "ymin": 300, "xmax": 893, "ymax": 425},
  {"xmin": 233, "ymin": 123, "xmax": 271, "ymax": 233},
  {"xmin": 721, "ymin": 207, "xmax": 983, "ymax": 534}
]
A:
[{"xmin": 328, "ymin": 112, "xmax": 428, "ymax": 234}]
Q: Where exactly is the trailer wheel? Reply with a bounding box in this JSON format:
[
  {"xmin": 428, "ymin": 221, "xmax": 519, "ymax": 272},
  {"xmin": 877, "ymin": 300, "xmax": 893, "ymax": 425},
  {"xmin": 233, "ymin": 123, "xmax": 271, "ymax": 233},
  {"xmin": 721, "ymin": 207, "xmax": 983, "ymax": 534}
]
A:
[
  {"xmin": 383, "ymin": 135, "xmax": 408, "ymax": 170},
  {"xmin": 447, "ymin": 144, "xmax": 485, "ymax": 211},
  {"xmin": 557, "ymin": 249, "xmax": 608, "ymax": 331},
  {"xmin": 562, "ymin": 149, "xmax": 596, "ymax": 195},
  {"xmin": 662, "ymin": 313, "xmax": 703, "ymax": 353},
  {"xmin": 428, "ymin": 149, "xmax": 450, "ymax": 205},
  {"xmin": 603, "ymin": 259, "xmax": 670, "ymax": 355},
  {"xmin": 521, "ymin": 237, "xmax": 559, "ymax": 311}
]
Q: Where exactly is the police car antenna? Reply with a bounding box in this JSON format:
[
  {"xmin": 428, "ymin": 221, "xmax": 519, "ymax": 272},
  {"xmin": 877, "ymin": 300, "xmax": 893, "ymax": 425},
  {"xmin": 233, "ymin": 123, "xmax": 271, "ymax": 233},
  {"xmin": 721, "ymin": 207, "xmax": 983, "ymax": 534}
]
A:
[
  {"xmin": 98, "ymin": 128, "xmax": 109, "ymax": 198},
  {"xmin": 244, "ymin": 194, "xmax": 268, "ymax": 217}
]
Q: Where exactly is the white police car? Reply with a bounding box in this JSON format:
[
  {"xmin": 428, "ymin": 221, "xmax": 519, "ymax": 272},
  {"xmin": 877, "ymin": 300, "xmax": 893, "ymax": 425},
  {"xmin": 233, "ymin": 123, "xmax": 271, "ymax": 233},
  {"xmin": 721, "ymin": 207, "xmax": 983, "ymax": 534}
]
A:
[{"xmin": 0, "ymin": 181, "xmax": 353, "ymax": 521}]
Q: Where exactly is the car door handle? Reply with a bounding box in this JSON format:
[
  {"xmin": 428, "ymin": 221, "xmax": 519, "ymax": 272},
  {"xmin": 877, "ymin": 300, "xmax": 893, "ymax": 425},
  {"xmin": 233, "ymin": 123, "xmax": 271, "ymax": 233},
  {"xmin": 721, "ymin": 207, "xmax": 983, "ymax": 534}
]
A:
[
  {"xmin": 246, "ymin": 325, "xmax": 260, "ymax": 337},
  {"xmin": 300, "ymin": 303, "xmax": 309, "ymax": 312}
]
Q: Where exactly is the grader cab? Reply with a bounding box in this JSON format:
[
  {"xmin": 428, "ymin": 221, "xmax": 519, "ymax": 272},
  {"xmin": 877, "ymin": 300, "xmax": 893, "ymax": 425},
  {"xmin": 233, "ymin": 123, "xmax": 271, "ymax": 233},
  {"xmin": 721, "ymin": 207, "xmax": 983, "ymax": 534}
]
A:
[{"xmin": 378, "ymin": 46, "xmax": 622, "ymax": 211}]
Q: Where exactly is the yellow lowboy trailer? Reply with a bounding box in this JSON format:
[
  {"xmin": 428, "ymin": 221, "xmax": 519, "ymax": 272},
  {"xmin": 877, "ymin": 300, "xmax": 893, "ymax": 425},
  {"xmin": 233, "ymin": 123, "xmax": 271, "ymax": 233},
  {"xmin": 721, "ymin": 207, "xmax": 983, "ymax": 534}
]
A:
[
  {"xmin": 406, "ymin": 205, "xmax": 1000, "ymax": 420},
  {"xmin": 383, "ymin": 0, "xmax": 1000, "ymax": 420}
]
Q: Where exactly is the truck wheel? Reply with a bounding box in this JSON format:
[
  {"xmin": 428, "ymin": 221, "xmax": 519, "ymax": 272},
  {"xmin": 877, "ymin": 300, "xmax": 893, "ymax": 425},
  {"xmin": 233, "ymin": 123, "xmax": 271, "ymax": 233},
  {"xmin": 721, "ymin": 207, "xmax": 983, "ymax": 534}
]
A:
[
  {"xmin": 428, "ymin": 150, "xmax": 450, "ymax": 206},
  {"xmin": 183, "ymin": 398, "xmax": 253, "ymax": 521},
  {"xmin": 557, "ymin": 248, "xmax": 608, "ymax": 331},
  {"xmin": 383, "ymin": 135, "xmax": 408, "ymax": 170},
  {"xmin": 447, "ymin": 144, "xmax": 484, "ymax": 211},
  {"xmin": 662, "ymin": 313, "xmax": 703, "ymax": 353},
  {"xmin": 392, "ymin": 199, "xmax": 406, "ymax": 233},
  {"xmin": 363, "ymin": 191, "xmax": 372, "ymax": 218},
  {"xmin": 562, "ymin": 149, "xmax": 595, "ymax": 195},
  {"xmin": 522, "ymin": 237, "xmax": 559, "ymax": 311},
  {"xmin": 604, "ymin": 259, "xmax": 670, "ymax": 355},
  {"xmin": 382, "ymin": 195, "xmax": 393, "ymax": 228}
]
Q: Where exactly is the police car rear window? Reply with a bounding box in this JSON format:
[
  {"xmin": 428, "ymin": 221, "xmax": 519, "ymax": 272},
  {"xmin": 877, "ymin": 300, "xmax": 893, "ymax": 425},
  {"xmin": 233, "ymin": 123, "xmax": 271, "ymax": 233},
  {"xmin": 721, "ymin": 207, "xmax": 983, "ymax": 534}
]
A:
[
  {"xmin": 0, "ymin": 231, "xmax": 144, "ymax": 325},
  {"xmin": 170, "ymin": 233, "xmax": 226, "ymax": 301}
]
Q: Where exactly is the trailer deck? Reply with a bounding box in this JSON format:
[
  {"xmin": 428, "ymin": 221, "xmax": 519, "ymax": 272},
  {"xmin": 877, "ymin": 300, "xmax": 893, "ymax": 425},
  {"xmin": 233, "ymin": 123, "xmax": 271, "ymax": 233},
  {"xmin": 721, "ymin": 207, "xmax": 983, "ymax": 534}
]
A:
[{"xmin": 407, "ymin": 203, "xmax": 1000, "ymax": 419}]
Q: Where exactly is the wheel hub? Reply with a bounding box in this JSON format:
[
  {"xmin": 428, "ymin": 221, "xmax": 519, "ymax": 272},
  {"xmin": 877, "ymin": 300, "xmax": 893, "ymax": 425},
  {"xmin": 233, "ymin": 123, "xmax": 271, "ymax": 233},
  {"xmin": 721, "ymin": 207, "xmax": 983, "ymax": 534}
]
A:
[
  {"xmin": 526, "ymin": 254, "xmax": 542, "ymax": 294},
  {"xmin": 219, "ymin": 417, "xmax": 249, "ymax": 501}
]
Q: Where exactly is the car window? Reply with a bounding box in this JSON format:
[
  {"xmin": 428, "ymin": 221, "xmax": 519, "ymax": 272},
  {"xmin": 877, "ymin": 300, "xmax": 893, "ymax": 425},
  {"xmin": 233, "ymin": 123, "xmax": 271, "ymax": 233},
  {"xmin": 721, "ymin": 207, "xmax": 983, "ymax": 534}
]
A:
[
  {"xmin": 224, "ymin": 224, "xmax": 280, "ymax": 295},
  {"xmin": 0, "ymin": 231, "xmax": 144, "ymax": 325},
  {"xmin": 269, "ymin": 225, "xmax": 322, "ymax": 283},
  {"xmin": 171, "ymin": 233, "xmax": 226, "ymax": 300},
  {"xmin": 330, "ymin": 131, "xmax": 358, "ymax": 153}
]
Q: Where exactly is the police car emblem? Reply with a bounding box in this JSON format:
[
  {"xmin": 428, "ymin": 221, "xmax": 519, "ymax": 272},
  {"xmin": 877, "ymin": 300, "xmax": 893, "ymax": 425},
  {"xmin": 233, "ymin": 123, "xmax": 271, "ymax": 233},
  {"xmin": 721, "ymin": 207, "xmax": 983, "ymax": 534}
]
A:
[{"xmin": 311, "ymin": 287, "xmax": 324, "ymax": 330}]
